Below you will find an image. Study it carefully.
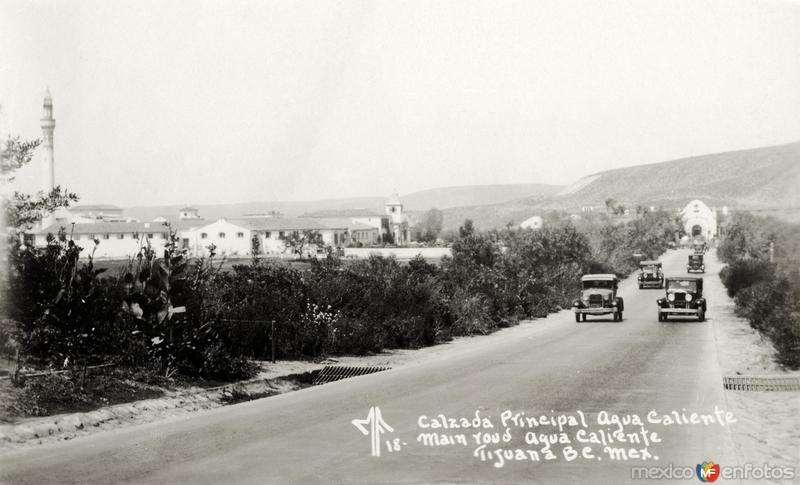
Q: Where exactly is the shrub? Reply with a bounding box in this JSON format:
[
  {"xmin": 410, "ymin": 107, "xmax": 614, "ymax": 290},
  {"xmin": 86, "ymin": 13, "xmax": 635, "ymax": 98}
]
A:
[
  {"xmin": 199, "ymin": 342, "xmax": 259, "ymax": 381},
  {"xmin": 719, "ymin": 259, "xmax": 775, "ymax": 298},
  {"xmin": 14, "ymin": 372, "xmax": 89, "ymax": 416},
  {"xmin": 717, "ymin": 212, "xmax": 800, "ymax": 369}
]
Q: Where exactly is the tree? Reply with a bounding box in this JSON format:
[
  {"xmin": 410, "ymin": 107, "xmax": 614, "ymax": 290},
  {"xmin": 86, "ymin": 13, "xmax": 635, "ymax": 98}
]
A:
[
  {"xmin": 250, "ymin": 234, "xmax": 261, "ymax": 256},
  {"xmin": 604, "ymin": 198, "xmax": 617, "ymax": 214},
  {"xmin": 1, "ymin": 135, "xmax": 79, "ymax": 234},
  {"xmin": 416, "ymin": 208, "xmax": 444, "ymax": 243},
  {"xmin": 283, "ymin": 230, "xmax": 323, "ymax": 259},
  {"xmin": 1, "ymin": 137, "xmax": 41, "ymax": 182},
  {"xmin": 459, "ymin": 219, "xmax": 475, "ymax": 238}
]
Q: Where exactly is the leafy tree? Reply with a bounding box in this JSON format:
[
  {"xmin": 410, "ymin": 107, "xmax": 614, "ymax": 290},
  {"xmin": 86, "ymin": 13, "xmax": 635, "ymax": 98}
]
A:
[
  {"xmin": 1, "ymin": 135, "xmax": 79, "ymax": 234},
  {"xmin": 6, "ymin": 187, "xmax": 79, "ymax": 233},
  {"xmin": 1, "ymin": 137, "xmax": 41, "ymax": 181},
  {"xmin": 458, "ymin": 219, "xmax": 475, "ymax": 238},
  {"xmin": 416, "ymin": 208, "xmax": 444, "ymax": 243},
  {"xmin": 283, "ymin": 230, "xmax": 323, "ymax": 258},
  {"xmin": 250, "ymin": 233, "xmax": 261, "ymax": 256}
]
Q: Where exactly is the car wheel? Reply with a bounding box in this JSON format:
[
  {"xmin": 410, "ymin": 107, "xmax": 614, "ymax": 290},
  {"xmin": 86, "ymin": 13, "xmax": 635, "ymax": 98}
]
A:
[
  {"xmin": 698, "ymin": 309, "xmax": 706, "ymax": 322},
  {"xmin": 581, "ymin": 313, "xmax": 587, "ymax": 322},
  {"xmin": 575, "ymin": 313, "xmax": 581, "ymax": 323},
  {"xmin": 658, "ymin": 312, "xmax": 663, "ymax": 322},
  {"xmin": 617, "ymin": 311, "xmax": 623, "ymax": 321}
]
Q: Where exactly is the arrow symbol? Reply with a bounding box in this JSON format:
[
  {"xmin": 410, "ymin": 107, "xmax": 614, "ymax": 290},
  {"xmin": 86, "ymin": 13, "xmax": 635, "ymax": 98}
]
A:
[{"xmin": 352, "ymin": 406, "xmax": 394, "ymax": 457}]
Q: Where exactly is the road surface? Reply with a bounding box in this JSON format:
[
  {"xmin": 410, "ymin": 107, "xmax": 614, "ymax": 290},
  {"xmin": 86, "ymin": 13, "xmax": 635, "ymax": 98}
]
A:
[{"xmin": 0, "ymin": 249, "xmax": 740, "ymax": 484}]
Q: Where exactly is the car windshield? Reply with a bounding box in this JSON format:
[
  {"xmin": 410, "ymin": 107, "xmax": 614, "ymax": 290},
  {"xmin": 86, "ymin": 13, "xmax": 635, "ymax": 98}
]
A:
[
  {"xmin": 689, "ymin": 255, "xmax": 703, "ymax": 261},
  {"xmin": 582, "ymin": 280, "xmax": 614, "ymax": 290},
  {"xmin": 666, "ymin": 280, "xmax": 698, "ymax": 292},
  {"xmin": 640, "ymin": 265, "xmax": 658, "ymax": 272}
]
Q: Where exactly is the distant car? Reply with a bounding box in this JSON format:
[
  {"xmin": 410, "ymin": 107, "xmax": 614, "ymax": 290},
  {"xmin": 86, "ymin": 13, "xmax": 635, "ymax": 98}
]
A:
[
  {"xmin": 657, "ymin": 277, "xmax": 706, "ymax": 321},
  {"xmin": 687, "ymin": 254, "xmax": 705, "ymax": 273},
  {"xmin": 637, "ymin": 260, "xmax": 664, "ymax": 289},
  {"xmin": 572, "ymin": 274, "xmax": 624, "ymax": 322}
]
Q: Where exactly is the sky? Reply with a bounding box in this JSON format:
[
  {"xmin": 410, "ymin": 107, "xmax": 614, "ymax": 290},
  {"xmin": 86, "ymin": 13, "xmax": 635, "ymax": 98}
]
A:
[{"xmin": 1, "ymin": 0, "xmax": 799, "ymax": 207}]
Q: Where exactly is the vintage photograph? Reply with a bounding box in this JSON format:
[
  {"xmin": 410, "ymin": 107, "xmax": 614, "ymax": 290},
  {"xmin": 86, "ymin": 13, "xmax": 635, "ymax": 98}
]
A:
[{"xmin": 1, "ymin": 1, "xmax": 799, "ymax": 483}]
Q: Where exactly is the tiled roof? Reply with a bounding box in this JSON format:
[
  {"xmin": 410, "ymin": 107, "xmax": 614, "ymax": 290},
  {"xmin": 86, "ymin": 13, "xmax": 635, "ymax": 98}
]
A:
[
  {"xmin": 69, "ymin": 204, "xmax": 122, "ymax": 212},
  {"xmin": 37, "ymin": 217, "xmax": 370, "ymax": 235},
  {"xmin": 350, "ymin": 222, "xmax": 379, "ymax": 231},
  {"xmin": 309, "ymin": 218, "xmax": 379, "ymax": 231},
  {"xmin": 231, "ymin": 217, "xmax": 349, "ymax": 231},
  {"xmin": 36, "ymin": 219, "xmax": 208, "ymax": 235}
]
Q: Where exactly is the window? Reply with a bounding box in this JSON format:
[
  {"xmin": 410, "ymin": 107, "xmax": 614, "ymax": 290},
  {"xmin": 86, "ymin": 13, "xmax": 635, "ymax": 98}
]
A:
[
  {"xmin": 103, "ymin": 234, "xmax": 110, "ymax": 239},
  {"xmin": 117, "ymin": 233, "xmax": 124, "ymax": 240},
  {"xmin": 201, "ymin": 232, "xmax": 208, "ymax": 239},
  {"xmin": 218, "ymin": 232, "xmax": 226, "ymax": 239},
  {"xmin": 236, "ymin": 232, "xmax": 244, "ymax": 238},
  {"xmin": 265, "ymin": 231, "xmax": 271, "ymax": 238},
  {"xmin": 279, "ymin": 231, "xmax": 285, "ymax": 239},
  {"xmin": 133, "ymin": 232, "xmax": 139, "ymax": 239},
  {"xmin": 147, "ymin": 233, "xmax": 154, "ymax": 239}
]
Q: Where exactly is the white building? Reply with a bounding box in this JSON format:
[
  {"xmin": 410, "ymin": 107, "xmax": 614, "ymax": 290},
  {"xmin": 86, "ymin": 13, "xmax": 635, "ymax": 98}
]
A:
[
  {"xmin": 26, "ymin": 100, "xmax": 408, "ymax": 258},
  {"xmin": 519, "ymin": 215, "xmax": 543, "ymax": 230},
  {"xmin": 385, "ymin": 191, "xmax": 410, "ymax": 244},
  {"xmin": 179, "ymin": 207, "xmax": 200, "ymax": 219},
  {"xmin": 680, "ymin": 200, "xmax": 718, "ymax": 240},
  {"xmin": 33, "ymin": 213, "xmax": 377, "ymax": 260},
  {"xmin": 65, "ymin": 204, "xmax": 128, "ymax": 222}
]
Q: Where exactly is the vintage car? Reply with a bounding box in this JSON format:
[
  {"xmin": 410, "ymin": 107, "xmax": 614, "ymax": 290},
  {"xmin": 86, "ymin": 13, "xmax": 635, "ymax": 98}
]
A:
[
  {"xmin": 637, "ymin": 260, "xmax": 664, "ymax": 289},
  {"xmin": 687, "ymin": 254, "xmax": 705, "ymax": 273},
  {"xmin": 657, "ymin": 277, "xmax": 706, "ymax": 321},
  {"xmin": 572, "ymin": 274, "xmax": 624, "ymax": 322}
]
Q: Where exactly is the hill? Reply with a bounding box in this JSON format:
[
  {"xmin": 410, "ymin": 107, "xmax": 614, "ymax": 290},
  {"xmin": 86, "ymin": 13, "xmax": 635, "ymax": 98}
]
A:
[
  {"xmin": 123, "ymin": 184, "xmax": 563, "ymax": 222},
  {"xmin": 549, "ymin": 141, "xmax": 800, "ymax": 210},
  {"xmin": 440, "ymin": 141, "xmax": 800, "ymax": 229},
  {"xmin": 401, "ymin": 184, "xmax": 562, "ymax": 211}
]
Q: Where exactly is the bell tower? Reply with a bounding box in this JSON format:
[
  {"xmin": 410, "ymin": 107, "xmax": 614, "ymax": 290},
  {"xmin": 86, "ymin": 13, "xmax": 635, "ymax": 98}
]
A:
[
  {"xmin": 40, "ymin": 88, "xmax": 56, "ymax": 194},
  {"xmin": 385, "ymin": 191, "xmax": 406, "ymax": 244}
]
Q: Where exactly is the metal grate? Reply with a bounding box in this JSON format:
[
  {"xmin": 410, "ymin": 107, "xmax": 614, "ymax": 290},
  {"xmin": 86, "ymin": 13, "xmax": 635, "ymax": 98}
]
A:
[
  {"xmin": 313, "ymin": 365, "xmax": 390, "ymax": 385},
  {"xmin": 723, "ymin": 375, "xmax": 800, "ymax": 392}
]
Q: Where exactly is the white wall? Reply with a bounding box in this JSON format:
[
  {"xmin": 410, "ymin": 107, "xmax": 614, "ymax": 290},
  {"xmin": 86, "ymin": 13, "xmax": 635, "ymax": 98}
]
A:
[
  {"xmin": 343, "ymin": 247, "xmax": 451, "ymax": 261},
  {"xmin": 191, "ymin": 220, "xmax": 252, "ymax": 257}
]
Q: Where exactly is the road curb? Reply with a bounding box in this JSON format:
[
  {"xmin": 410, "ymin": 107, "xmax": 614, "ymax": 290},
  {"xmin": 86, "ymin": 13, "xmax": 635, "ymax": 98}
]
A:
[{"xmin": 0, "ymin": 377, "xmax": 297, "ymax": 451}]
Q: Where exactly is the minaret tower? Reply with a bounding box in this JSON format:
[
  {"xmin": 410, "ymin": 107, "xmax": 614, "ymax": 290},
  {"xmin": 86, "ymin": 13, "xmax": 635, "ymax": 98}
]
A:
[{"xmin": 40, "ymin": 88, "xmax": 55, "ymax": 193}]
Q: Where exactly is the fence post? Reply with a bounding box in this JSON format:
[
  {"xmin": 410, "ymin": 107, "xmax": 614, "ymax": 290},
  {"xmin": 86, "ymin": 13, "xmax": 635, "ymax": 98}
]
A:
[{"xmin": 271, "ymin": 320, "xmax": 275, "ymax": 363}]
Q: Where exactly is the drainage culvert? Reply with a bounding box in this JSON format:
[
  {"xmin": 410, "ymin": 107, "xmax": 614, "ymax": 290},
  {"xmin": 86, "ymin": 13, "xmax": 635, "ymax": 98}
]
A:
[
  {"xmin": 723, "ymin": 375, "xmax": 800, "ymax": 391},
  {"xmin": 313, "ymin": 365, "xmax": 390, "ymax": 385}
]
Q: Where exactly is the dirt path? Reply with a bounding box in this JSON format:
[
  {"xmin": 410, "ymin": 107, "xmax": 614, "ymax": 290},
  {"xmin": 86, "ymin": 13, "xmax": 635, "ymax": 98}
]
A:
[{"xmin": 705, "ymin": 249, "xmax": 800, "ymax": 477}]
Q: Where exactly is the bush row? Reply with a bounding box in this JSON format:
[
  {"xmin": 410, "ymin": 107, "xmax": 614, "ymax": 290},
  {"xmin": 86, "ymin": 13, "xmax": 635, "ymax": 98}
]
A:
[
  {"xmin": 717, "ymin": 212, "xmax": 800, "ymax": 369},
  {"xmin": 3, "ymin": 211, "xmax": 680, "ymax": 384}
]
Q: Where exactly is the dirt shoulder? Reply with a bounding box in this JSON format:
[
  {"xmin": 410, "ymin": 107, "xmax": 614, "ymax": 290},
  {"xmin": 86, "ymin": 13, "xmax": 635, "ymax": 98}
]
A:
[
  {"xmin": 706, "ymin": 249, "xmax": 800, "ymax": 474},
  {"xmin": 0, "ymin": 318, "xmax": 557, "ymax": 452}
]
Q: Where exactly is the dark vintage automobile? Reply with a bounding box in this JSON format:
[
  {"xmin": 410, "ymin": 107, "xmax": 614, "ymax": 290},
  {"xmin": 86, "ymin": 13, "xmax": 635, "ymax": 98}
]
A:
[
  {"xmin": 687, "ymin": 254, "xmax": 705, "ymax": 273},
  {"xmin": 637, "ymin": 260, "xmax": 664, "ymax": 289},
  {"xmin": 657, "ymin": 277, "xmax": 706, "ymax": 321},
  {"xmin": 572, "ymin": 274, "xmax": 624, "ymax": 322}
]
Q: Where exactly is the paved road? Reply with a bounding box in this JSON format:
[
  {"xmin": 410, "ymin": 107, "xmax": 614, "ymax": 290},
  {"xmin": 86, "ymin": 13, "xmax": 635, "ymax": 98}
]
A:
[{"xmin": 0, "ymin": 249, "xmax": 739, "ymax": 484}]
